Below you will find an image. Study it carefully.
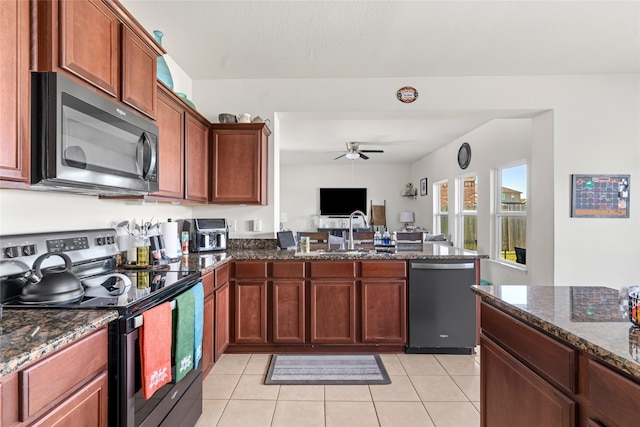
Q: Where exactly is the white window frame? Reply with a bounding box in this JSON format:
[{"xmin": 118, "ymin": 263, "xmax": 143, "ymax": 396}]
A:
[
  {"xmin": 457, "ymin": 174, "xmax": 478, "ymax": 252},
  {"xmin": 495, "ymin": 161, "xmax": 527, "ymax": 266},
  {"xmin": 433, "ymin": 180, "xmax": 448, "ymax": 237}
]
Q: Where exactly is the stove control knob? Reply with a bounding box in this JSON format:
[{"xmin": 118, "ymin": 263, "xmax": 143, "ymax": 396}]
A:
[
  {"xmin": 3, "ymin": 246, "xmax": 20, "ymax": 259},
  {"xmin": 21, "ymin": 245, "xmax": 37, "ymax": 256}
]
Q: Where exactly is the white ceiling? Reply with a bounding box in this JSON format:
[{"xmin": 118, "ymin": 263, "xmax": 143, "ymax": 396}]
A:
[{"xmin": 122, "ymin": 0, "xmax": 640, "ymax": 164}]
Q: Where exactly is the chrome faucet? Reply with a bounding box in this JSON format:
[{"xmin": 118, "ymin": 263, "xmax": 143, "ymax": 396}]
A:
[{"xmin": 348, "ymin": 210, "xmax": 369, "ymax": 250}]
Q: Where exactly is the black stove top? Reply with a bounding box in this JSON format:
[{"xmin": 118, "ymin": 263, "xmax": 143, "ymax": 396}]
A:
[{"xmin": 0, "ymin": 229, "xmax": 201, "ymax": 317}]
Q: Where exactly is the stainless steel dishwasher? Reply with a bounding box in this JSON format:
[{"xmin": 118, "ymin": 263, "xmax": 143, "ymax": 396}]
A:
[{"xmin": 407, "ymin": 260, "xmax": 477, "ymax": 354}]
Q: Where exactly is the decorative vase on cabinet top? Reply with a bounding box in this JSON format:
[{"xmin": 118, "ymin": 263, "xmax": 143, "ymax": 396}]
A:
[{"xmin": 153, "ymin": 30, "xmax": 174, "ymax": 90}]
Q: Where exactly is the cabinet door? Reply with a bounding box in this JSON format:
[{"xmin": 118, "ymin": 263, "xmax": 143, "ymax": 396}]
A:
[
  {"xmin": 59, "ymin": 0, "xmax": 120, "ymax": 97},
  {"xmin": 30, "ymin": 372, "xmax": 108, "ymax": 427},
  {"xmin": 481, "ymin": 336, "xmax": 576, "ymax": 427},
  {"xmin": 214, "ymin": 282, "xmax": 230, "ymax": 361},
  {"xmin": 0, "ymin": 0, "xmax": 30, "ymax": 183},
  {"xmin": 184, "ymin": 114, "xmax": 209, "ymax": 203},
  {"xmin": 310, "ymin": 280, "xmax": 356, "ymax": 344},
  {"xmin": 121, "ymin": 26, "xmax": 157, "ymax": 118},
  {"xmin": 234, "ymin": 280, "xmax": 268, "ymax": 344},
  {"xmin": 201, "ymin": 273, "xmax": 215, "ymax": 377},
  {"xmin": 361, "ymin": 279, "xmax": 407, "ymax": 343},
  {"xmin": 210, "ymin": 124, "xmax": 269, "ymax": 205},
  {"xmin": 153, "ymin": 87, "xmax": 185, "ymax": 199},
  {"xmin": 272, "ymin": 280, "xmax": 306, "ymax": 343},
  {"xmin": 587, "ymin": 358, "xmax": 640, "ymax": 427}
]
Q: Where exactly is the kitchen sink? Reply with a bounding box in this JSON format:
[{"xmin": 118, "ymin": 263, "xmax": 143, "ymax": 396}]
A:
[{"xmin": 294, "ymin": 248, "xmax": 388, "ymax": 257}]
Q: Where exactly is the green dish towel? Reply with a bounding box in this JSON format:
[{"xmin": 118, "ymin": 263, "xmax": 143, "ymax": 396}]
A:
[{"xmin": 172, "ymin": 290, "xmax": 195, "ymax": 383}]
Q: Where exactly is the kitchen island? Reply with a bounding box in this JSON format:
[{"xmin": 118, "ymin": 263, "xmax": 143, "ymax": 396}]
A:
[{"xmin": 473, "ymin": 284, "xmax": 640, "ymax": 427}]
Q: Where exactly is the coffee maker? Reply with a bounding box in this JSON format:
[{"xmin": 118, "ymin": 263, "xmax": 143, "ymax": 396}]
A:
[{"xmin": 182, "ymin": 219, "xmax": 228, "ymax": 252}]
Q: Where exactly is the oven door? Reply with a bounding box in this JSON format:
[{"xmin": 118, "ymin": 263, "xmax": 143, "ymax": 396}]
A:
[{"xmin": 119, "ymin": 328, "xmax": 202, "ymax": 427}]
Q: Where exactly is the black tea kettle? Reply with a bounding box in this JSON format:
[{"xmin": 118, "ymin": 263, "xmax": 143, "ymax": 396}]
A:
[{"xmin": 20, "ymin": 252, "xmax": 85, "ymax": 304}]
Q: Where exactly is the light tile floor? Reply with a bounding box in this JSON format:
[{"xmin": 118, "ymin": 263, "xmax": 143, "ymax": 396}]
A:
[{"xmin": 195, "ymin": 349, "xmax": 481, "ymax": 427}]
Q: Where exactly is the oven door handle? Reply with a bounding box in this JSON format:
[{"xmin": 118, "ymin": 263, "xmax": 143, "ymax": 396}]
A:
[{"xmin": 132, "ymin": 299, "xmax": 176, "ymax": 329}]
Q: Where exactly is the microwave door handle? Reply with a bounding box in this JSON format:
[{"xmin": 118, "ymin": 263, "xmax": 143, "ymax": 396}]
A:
[{"xmin": 139, "ymin": 132, "xmax": 157, "ymax": 179}]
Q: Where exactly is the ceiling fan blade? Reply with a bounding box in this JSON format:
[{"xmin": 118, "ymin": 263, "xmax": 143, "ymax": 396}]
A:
[
  {"xmin": 360, "ymin": 149, "xmax": 384, "ymax": 153},
  {"xmin": 359, "ymin": 152, "xmax": 370, "ymax": 160},
  {"xmin": 333, "ymin": 153, "xmax": 346, "ymax": 160}
]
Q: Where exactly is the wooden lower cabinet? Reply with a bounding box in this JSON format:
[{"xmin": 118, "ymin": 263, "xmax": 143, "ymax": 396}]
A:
[
  {"xmin": 361, "ymin": 279, "xmax": 407, "ymax": 343},
  {"xmin": 0, "ymin": 328, "xmax": 109, "ymax": 426},
  {"xmin": 214, "ymin": 281, "xmax": 230, "ymax": 360},
  {"xmin": 309, "ymin": 280, "xmax": 357, "ymax": 344},
  {"xmin": 227, "ymin": 260, "xmax": 407, "ymax": 349},
  {"xmin": 586, "ymin": 357, "xmax": 640, "ymax": 427},
  {"xmin": 201, "ymin": 272, "xmax": 215, "ymax": 377},
  {"xmin": 272, "ymin": 280, "xmax": 306, "ymax": 343},
  {"xmin": 30, "ymin": 372, "xmax": 108, "ymax": 427},
  {"xmin": 481, "ymin": 335, "xmax": 576, "ymax": 426},
  {"xmin": 479, "ymin": 300, "xmax": 640, "ymax": 427},
  {"xmin": 234, "ymin": 280, "xmax": 268, "ymax": 344}
]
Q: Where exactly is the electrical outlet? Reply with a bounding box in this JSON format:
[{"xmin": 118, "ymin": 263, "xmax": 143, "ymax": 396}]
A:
[
  {"xmin": 228, "ymin": 219, "xmax": 237, "ymax": 232},
  {"xmin": 252, "ymin": 219, "xmax": 262, "ymax": 232}
]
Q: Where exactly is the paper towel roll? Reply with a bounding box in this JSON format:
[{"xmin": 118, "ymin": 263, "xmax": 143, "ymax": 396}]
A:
[{"xmin": 160, "ymin": 222, "xmax": 180, "ymax": 259}]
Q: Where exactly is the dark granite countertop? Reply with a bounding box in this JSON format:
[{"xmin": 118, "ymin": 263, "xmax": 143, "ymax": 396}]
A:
[
  {"xmin": 189, "ymin": 244, "xmax": 486, "ymax": 275},
  {"xmin": 0, "ymin": 309, "xmax": 118, "ymax": 377},
  {"xmin": 472, "ymin": 285, "xmax": 640, "ymax": 381}
]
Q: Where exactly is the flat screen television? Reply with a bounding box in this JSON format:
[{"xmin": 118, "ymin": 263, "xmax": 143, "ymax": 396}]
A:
[{"xmin": 319, "ymin": 188, "xmax": 367, "ymax": 216}]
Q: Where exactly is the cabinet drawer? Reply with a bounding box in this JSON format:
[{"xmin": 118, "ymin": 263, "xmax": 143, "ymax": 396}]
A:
[
  {"xmin": 234, "ymin": 261, "xmax": 267, "ymax": 278},
  {"xmin": 309, "ymin": 261, "xmax": 356, "ymax": 278},
  {"xmin": 481, "ymin": 302, "xmax": 577, "ymax": 393},
  {"xmin": 360, "ymin": 261, "xmax": 406, "ymax": 278},
  {"xmin": 271, "ymin": 261, "xmax": 305, "ymax": 278},
  {"xmin": 20, "ymin": 328, "xmax": 108, "ymax": 420},
  {"xmin": 587, "ymin": 358, "xmax": 640, "ymax": 427},
  {"xmin": 215, "ymin": 262, "xmax": 230, "ymax": 285}
]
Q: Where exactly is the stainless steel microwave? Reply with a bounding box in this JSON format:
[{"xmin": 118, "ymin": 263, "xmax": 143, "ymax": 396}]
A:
[{"xmin": 31, "ymin": 72, "xmax": 159, "ymax": 196}]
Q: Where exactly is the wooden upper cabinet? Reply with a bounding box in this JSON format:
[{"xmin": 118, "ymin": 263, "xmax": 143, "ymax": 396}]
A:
[
  {"xmin": 153, "ymin": 87, "xmax": 185, "ymax": 199},
  {"xmin": 58, "ymin": 0, "xmax": 120, "ymax": 97},
  {"xmin": 34, "ymin": 0, "xmax": 162, "ymax": 117},
  {"xmin": 210, "ymin": 123, "xmax": 270, "ymax": 205},
  {"xmin": 0, "ymin": 0, "xmax": 30, "ymax": 184},
  {"xmin": 185, "ymin": 114, "xmax": 209, "ymax": 203},
  {"xmin": 121, "ymin": 26, "xmax": 157, "ymax": 118}
]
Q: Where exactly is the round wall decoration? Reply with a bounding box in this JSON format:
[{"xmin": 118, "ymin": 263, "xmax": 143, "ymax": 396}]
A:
[
  {"xmin": 457, "ymin": 142, "xmax": 471, "ymax": 169},
  {"xmin": 396, "ymin": 86, "xmax": 418, "ymax": 103}
]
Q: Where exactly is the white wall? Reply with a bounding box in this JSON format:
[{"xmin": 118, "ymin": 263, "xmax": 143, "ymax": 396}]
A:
[
  {"xmin": 280, "ymin": 164, "xmax": 415, "ymax": 233},
  {"xmin": 1, "ymin": 73, "xmax": 637, "ymax": 288},
  {"xmin": 410, "ymin": 118, "xmax": 538, "ymax": 286},
  {"xmin": 193, "ymin": 74, "xmax": 639, "ymax": 287}
]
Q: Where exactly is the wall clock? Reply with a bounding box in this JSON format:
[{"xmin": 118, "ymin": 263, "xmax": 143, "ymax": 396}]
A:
[
  {"xmin": 396, "ymin": 86, "xmax": 418, "ymax": 103},
  {"xmin": 458, "ymin": 142, "xmax": 471, "ymax": 169}
]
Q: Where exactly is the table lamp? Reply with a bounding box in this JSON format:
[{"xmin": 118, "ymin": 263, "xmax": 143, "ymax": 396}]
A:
[{"xmin": 399, "ymin": 211, "xmax": 415, "ymax": 229}]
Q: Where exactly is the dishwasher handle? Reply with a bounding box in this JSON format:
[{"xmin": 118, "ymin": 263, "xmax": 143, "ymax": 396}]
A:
[{"xmin": 410, "ymin": 262, "xmax": 475, "ymax": 270}]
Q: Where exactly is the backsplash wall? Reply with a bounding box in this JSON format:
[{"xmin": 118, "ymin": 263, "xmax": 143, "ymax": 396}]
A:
[{"xmin": 0, "ymin": 190, "xmax": 193, "ymax": 235}]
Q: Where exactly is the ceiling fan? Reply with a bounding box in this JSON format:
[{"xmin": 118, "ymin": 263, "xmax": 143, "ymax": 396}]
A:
[{"xmin": 333, "ymin": 141, "xmax": 384, "ymax": 160}]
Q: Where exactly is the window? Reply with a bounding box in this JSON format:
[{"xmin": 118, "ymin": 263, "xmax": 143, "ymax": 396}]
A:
[
  {"xmin": 459, "ymin": 176, "xmax": 477, "ymax": 251},
  {"xmin": 434, "ymin": 180, "xmax": 448, "ymax": 237},
  {"xmin": 496, "ymin": 163, "xmax": 527, "ymax": 264}
]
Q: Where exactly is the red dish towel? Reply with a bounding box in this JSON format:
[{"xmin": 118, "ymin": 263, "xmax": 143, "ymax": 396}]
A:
[{"xmin": 140, "ymin": 302, "xmax": 172, "ymax": 399}]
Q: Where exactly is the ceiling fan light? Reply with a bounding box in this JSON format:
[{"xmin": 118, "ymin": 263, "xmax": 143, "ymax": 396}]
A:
[{"xmin": 345, "ymin": 152, "xmax": 359, "ymax": 160}]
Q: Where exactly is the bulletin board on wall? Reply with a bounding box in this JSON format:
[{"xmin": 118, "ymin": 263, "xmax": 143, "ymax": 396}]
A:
[{"xmin": 571, "ymin": 174, "xmax": 630, "ymax": 218}]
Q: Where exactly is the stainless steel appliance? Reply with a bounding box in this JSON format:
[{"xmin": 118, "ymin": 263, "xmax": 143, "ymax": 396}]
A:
[
  {"xmin": 0, "ymin": 229, "xmax": 202, "ymax": 427},
  {"xmin": 31, "ymin": 72, "xmax": 159, "ymax": 196},
  {"xmin": 182, "ymin": 219, "xmax": 228, "ymax": 252},
  {"xmin": 407, "ymin": 260, "xmax": 477, "ymax": 354}
]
